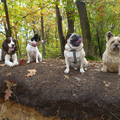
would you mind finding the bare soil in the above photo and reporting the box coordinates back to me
[0,59,120,120]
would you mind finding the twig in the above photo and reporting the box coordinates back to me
[112,103,120,109]
[94,100,101,107]
[68,79,82,87]
[110,112,120,120]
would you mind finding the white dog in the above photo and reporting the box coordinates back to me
[64,33,88,74]
[101,31,120,75]
[0,37,19,67]
[26,34,44,63]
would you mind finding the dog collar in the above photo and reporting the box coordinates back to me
[29,42,37,47]
[65,47,83,52]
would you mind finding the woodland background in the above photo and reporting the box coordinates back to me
[0,0,120,60]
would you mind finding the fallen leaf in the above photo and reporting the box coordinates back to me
[64,75,69,79]
[4,89,13,101]
[50,64,53,66]
[6,81,12,90]
[10,80,16,84]
[108,82,111,85]
[7,73,11,76]
[19,59,27,65]
[105,82,111,87]
[42,62,47,64]
[92,64,96,67]
[103,81,106,83]
[74,77,81,82]
[0,64,5,67]
[88,60,93,63]
[105,84,109,87]
[25,73,32,77]
[25,69,37,77]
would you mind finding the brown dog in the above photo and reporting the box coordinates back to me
[0,37,18,67]
[101,31,120,75]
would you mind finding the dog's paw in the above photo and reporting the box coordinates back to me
[8,62,14,67]
[13,61,19,66]
[26,60,30,64]
[80,68,85,73]
[40,59,42,62]
[101,68,107,72]
[36,61,39,63]
[84,67,87,71]
[64,69,69,74]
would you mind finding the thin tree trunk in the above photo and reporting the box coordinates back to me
[55,4,65,58]
[2,0,11,37]
[67,0,74,35]
[14,27,21,56]
[76,0,94,57]
[41,13,46,57]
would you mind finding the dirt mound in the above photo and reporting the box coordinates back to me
[0,59,120,119]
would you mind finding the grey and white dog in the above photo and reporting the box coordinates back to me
[64,33,88,74]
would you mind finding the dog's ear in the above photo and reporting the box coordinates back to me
[34,34,38,38]
[2,39,8,51]
[66,33,72,40]
[14,40,17,51]
[106,31,115,42]
[14,46,17,51]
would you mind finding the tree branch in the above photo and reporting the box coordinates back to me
[0,31,6,36]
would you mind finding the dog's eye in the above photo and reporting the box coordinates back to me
[119,41,120,43]
[13,39,16,42]
[111,41,114,44]
[7,39,11,43]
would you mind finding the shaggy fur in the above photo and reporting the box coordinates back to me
[26,34,44,63]
[0,37,19,67]
[64,33,88,74]
[101,31,120,75]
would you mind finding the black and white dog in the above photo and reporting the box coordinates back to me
[0,37,19,67]
[26,34,44,63]
[64,33,88,74]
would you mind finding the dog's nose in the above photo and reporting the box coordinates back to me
[115,44,118,47]
[12,44,15,47]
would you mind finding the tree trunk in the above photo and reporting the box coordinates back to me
[67,0,74,35]
[41,13,46,57]
[2,0,11,37]
[76,0,94,57]
[14,25,21,56]
[55,4,65,58]
[91,22,102,58]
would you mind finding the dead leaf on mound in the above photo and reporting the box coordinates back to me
[0,64,5,67]
[4,89,13,101]
[19,59,27,65]
[74,77,81,82]
[25,69,37,77]
[7,73,11,76]
[64,75,69,79]
[42,62,47,64]
[4,80,16,101]
[103,81,111,87]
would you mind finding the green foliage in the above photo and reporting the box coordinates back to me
[39,40,62,59]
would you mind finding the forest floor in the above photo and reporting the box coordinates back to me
[0,58,120,119]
